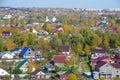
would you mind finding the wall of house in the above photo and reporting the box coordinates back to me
[24,48,35,58]
[99,64,120,78]
[55,63,65,68]
[0,68,9,76]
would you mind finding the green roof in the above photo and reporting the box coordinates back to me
[16,58,28,68]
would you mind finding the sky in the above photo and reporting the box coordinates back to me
[0,0,120,8]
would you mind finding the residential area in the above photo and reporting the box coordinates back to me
[0,7,120,80]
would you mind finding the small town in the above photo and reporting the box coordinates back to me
[0,7,120,80]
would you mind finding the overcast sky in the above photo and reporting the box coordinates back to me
[0,0,120,8]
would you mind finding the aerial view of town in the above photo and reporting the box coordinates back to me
[0,0,120,80]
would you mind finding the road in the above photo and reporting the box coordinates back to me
[78,57,82,73]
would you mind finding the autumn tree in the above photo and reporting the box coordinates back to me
[4,38,17,51]
[74,44,82,55]
[84,45,91,55]
[65,59,71,67]
[68,73,77,80]
[27,58,36,74]
[103,35,109,50]
[46,23,52,32]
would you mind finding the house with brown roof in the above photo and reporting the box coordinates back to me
[53,55,66,68]
[30,69,51,80]
[91,48,106,58]
[32,46,41,56]
[93,61,120,79]
[58,45,70,55]
[1,31,12,37]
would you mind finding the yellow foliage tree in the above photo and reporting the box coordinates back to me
[27,58,36,74]
[46,23,52,32]
[68,73,77,80]
[65,59,71,67]
[84,45,91,55]
[4,38,17,50]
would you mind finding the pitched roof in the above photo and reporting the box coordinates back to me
[96,61,106,68]
[0,52,7,58]
[32,46,40,51]
[54,55,66,63]
[94,49,106,53]
[45,63,53,68]
[19,46,29,57]
[2,31,11,34]
[58,45,70,52]
[16,58,28,68]
[110,63,120,69]
[10,47,20,53]
[31,69,41,75]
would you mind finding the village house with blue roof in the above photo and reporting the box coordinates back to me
[19,46,35,58]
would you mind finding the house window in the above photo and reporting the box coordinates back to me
[116,71,119,73]
[106,65,108,67]
[28,53,31,54]
[2,72,4,74]
[116,75,119,78]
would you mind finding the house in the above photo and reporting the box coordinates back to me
[30,69,51,80]
[10,47,21,56]
[0,52,13,59]
[32,46,41,56]
[53,55,66,67]
[19,46,35,58]
[56,71,68,80]
[0,67,9,76]
[44,63,55,71]
[51,28,63,35]
[1,31,12,37]
[16,58,29,72]
[90,56,114,65]
[91,48,106,58]
[58,45,70,55]
[93,61,120,79]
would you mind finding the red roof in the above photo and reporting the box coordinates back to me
[54,55,66,63]
[96,61,106,68]
[110,63,120,69]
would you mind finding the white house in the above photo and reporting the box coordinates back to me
[3,15,12,19]
[1,53,13,59]
[0,52,13,59]
[0,67,9,76]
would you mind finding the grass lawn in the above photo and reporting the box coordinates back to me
[61,66,78,73]
[81,56,90,72]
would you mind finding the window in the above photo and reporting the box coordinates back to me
[28,53,31,54]
[106,65,108,67]
[2,72,4,74]
[116,71,119,73]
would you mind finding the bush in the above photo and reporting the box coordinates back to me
[12,68,22,74]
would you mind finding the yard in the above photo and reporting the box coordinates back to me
[81,56,90,73]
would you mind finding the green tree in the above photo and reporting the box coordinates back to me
[12,68,22,74]
[0,38,4,52]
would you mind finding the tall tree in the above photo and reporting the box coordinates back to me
[103,35,109,50]
[0,38,4,52]
[84,45,91,55]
